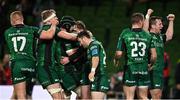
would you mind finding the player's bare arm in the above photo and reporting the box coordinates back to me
[89,56,99,82]
[166,14,175,41]
[40,20,58,39]
[58,30,77,41]
[143,9,153,33]
[114,51,123,67]
[148,48,157,70]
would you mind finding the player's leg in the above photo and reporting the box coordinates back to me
[137,86,148,99]
[14,81,26,99]
[123,65,137,99]
[91,75,109,100]
[37,63,63,99]
[149,70,163,99]
[81,85,91,99]
[150,89,162,99]
[46,83,63,99]
[91,91,106,99]
[56,65,77,98]
[80,64,91,99]
[123,85,136,99]
[11,61,27,99]
[136,65,150,100]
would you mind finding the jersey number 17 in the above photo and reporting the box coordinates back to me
[11,36,26,52]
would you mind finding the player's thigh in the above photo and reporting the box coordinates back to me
[123,67,137,86]
[137,87,148,98]
[59,70,77,91]
[91,91,106,99]
[81,85,91,98]
[11,60,35,84]
[37,63,59,89]
[149,70,163,89]
[123,85,136,98]
[14,81,26,97]
[81,63,91,85]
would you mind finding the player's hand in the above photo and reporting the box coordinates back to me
[167,14,175,21]
[113,59,120,67]
[147,9,153,15]
[88,72,95,82]
[60,56,70,65]
[51,18,59,25]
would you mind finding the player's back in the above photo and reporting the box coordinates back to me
[4,24,38,61]
[122,28,152,65]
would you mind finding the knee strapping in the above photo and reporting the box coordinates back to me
[47,88,63,95]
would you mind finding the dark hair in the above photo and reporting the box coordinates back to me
[60,16,75,32]
[77,31,91,39]
[41,9,56,21]
[149,16,162,28]
[131,13,144,24]
[76,20,86,30]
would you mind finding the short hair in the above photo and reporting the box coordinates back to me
[41,9,56,21]
[76,20,86,30]
[131,13,144,24]
[149,16,162,28]
[10,11,23,21]
[77,31,91,39]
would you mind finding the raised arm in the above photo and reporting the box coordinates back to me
[165,14,175,41]
[143,9,153,33]
[40,19,58,39]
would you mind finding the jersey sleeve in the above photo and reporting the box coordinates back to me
[116,30,125,51]
[150,36,155,48]
[90,44,100,57]
[31,26,40,38]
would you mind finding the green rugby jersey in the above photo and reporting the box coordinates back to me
[87,40,107,75]
[150,33,166,71]
[37,25,59,66]
[117,28,155,65]
[4,24,39,61]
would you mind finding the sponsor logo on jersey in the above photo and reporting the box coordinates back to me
[125,80,135,83]
[155,84,160,87]
[101,86,109,90]
[14,77,26,81]
[21,68,35,72]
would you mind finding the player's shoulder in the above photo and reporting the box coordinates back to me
[120,28,131,37]
[92,40,101,45]
[140,30,151,38]
[122,28,131,33]
[89,40,100,49]
[4,27,14,34]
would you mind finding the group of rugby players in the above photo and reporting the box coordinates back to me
[3,8,175,100]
